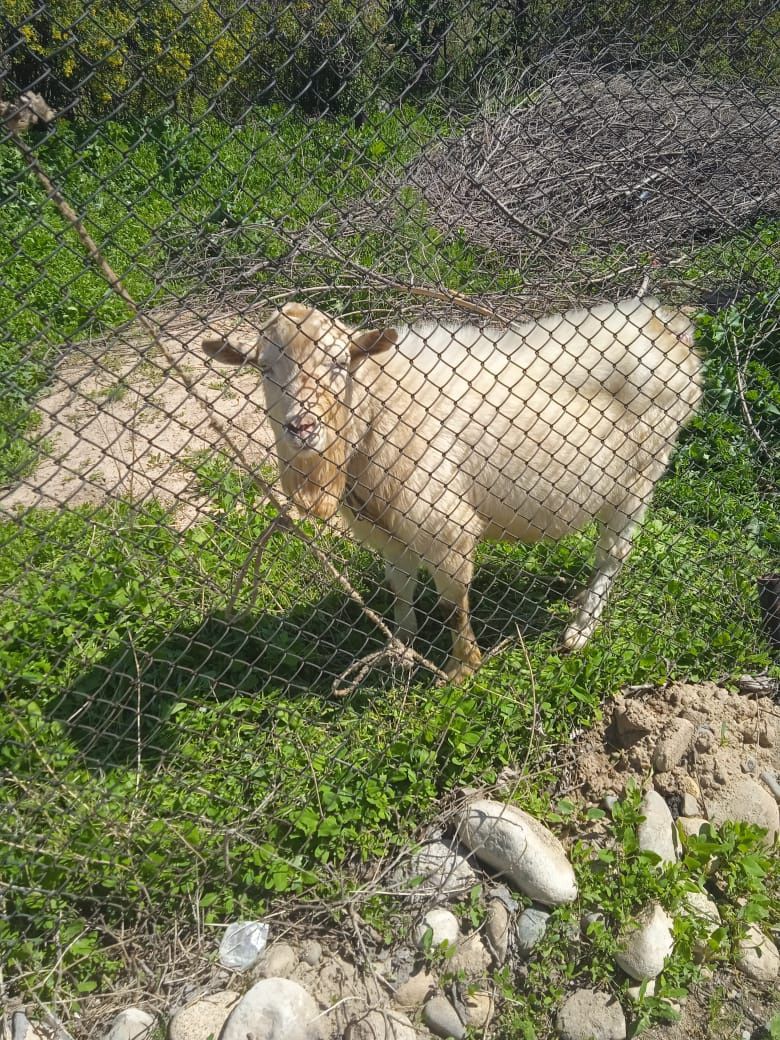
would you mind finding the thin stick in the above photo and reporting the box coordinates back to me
[6,112,448,689]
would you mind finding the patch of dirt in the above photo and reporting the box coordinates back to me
[640,972,776,1040]
[571,679,779,816]
[0,304,276,527]
[567,678,780,1040]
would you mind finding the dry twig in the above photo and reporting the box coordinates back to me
[4,98,448,691]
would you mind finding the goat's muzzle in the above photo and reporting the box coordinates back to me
[283,413,322,449]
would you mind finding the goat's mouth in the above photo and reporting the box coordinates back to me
[281,418,325,451]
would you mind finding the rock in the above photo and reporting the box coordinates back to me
[393,970,437,1007]
[677,816,709,838]
[168,991,240,1040]
[449,933,491,977]
[760,770,780,803]
[257,943,298,978]
[345,1010,417,1040]
[219,921,270,970]
[680,793,700,818]
[615,904,674,980]
[407,840,477,898]
[11,1013,44,1040]
[680,775,702,799]
[694,726,716,754]
[485,899,511,965]
[653,718,694,772]
[457,799,577,906]
[423,996,465,1040]
[637,790,678,863]
[582,911,604,930]
[463,991,493,1029]
[300,940,323,966]
[104,1009,155,1040]
[612,699,655,747]
[742,757,758,775]
[736,925,780,983]
[682,890,721,959]
[490,882,520,912]
[626,980,656,1001]
[220,978,322,1040]
[556,989,627,1040]
[683,890,720,926]
[516,907,550,957]
[414,909,460,950]
[627,976,682,1014]
[705,777,780,843]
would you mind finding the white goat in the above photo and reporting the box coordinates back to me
[203,297,702,681]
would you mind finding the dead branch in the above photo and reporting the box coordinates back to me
[5,99,449,691]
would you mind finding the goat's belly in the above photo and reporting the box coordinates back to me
[475,474,609,544]
[482,504,593,544]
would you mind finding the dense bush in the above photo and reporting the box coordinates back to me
[0,0,499,118]
[4,0,778,123]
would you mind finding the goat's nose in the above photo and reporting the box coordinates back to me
[284,414,319,441]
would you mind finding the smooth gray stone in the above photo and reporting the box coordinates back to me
[104,1009,155,1040]
[423,996,465,1040]
[556,989,627,1040]
[220,978,321,1040]
[516,907,550,957]
[458,799,577,906]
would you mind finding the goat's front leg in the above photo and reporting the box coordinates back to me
[563,502,647,651]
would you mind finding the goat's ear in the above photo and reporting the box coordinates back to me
[202,336,248,366]
[349,327,399,361]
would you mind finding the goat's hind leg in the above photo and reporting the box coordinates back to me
[433,568,482,683]
[562,500,648,652]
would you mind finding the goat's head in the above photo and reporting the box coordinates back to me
[202,303,397,519]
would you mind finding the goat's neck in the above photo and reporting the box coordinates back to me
[279,363,387,521]
[279,414,355,521]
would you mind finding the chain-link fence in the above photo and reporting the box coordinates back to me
[1,2,779,1036]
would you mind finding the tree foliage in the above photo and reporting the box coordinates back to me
[3,0,777,122]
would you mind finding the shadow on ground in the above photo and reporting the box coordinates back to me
[49,553,585,769]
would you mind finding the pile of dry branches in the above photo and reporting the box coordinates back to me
[410,66,780,252]
[165,63,780,320]
[330,64,780,311]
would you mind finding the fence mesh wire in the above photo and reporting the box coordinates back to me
[1,1,779,1035]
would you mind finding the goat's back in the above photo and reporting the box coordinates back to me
[354,297,702,541]
[389,296,700,418]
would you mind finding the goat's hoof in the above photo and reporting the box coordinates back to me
[561,624,592,653]
[442,650,482,685]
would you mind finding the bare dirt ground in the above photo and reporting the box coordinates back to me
[569,679,780,1040]
[0,304,276,527]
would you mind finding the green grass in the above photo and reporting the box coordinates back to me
[1,356,777,997]
[0,101,778,1009]
[0,103,448,486]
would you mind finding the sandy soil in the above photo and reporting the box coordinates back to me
[0,305,277,528]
